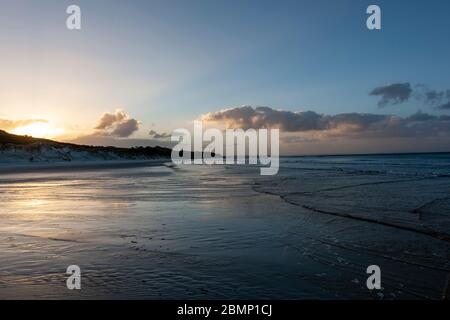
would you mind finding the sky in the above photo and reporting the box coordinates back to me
[0,0,450,154]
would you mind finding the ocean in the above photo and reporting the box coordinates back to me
[0,153,449,299]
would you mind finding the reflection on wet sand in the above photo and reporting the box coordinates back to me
[0,155,449,299]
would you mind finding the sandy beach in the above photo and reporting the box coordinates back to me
[0,154,449,299]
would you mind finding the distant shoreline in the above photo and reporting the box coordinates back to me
[0,159,170,175]
[280,151,450,158]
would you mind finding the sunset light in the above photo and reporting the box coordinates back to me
[11,122,64,139]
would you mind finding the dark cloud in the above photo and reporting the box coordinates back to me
[201,106,450,139]
[202,106,387,133]
[427,89,450,111]
[374,83,450,111]
[202,106,328,131]
[369,83,412,107]
[415,84,450,107]
[425,90,446,105]
[94,109,140,138]
[407,110,437,122]
[437,101,450,110]
[0,119,48,131]
[149,130,171,139]
[111,118,140,138]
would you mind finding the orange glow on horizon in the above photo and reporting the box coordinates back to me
[11,122,65,139]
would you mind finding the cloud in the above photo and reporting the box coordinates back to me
[369,83,450,111]
[415,84,450,107]
[422,88,450,111]
[369,83,412,107]
[149,130,171,139]
[437,101,450,110]
[94,109,140,138]
[425,89,446,105]
[201,106,328,131]
[200,106,450,139]
[406,110,437,122]
[110,118,140,137]
[0,118,48,132]
[95,110,127,130]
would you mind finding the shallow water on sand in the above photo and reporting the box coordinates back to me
[0,154,449,299]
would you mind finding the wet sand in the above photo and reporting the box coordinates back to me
[0,155,449,299]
